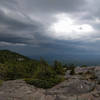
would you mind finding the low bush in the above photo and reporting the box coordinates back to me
[25,76,65,89]
[0,80,3,86]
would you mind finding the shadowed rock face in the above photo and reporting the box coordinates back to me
[1,67,100,100]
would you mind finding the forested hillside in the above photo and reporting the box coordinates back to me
[0,50,65,89]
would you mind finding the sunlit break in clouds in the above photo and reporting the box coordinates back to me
[49,13,94,40]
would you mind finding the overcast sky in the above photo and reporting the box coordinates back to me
[0,0,100,64]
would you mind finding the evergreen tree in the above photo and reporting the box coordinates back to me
[54,60,65,75]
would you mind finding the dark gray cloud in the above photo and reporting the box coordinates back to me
[0,0,100,64]
[19,0,86,13]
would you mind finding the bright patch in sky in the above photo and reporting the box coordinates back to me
[49,14,94,40]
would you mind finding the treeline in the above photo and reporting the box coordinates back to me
[0,50,82,89]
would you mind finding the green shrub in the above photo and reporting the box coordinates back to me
[0,80,3,86]
[80,65,87,67]
[25,76,64,89]
[70,68,75,75]
[54,60,65,75]
[78,72,83,75]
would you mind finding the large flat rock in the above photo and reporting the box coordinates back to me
[0,80,46,100]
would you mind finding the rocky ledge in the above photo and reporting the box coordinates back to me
[1,66,100,100]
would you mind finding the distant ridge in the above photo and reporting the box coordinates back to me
[0,49,38,63]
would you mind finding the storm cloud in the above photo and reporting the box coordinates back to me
[0,0,100,64]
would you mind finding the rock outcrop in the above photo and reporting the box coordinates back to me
[0,80,45,100]
[1,66,100,100]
